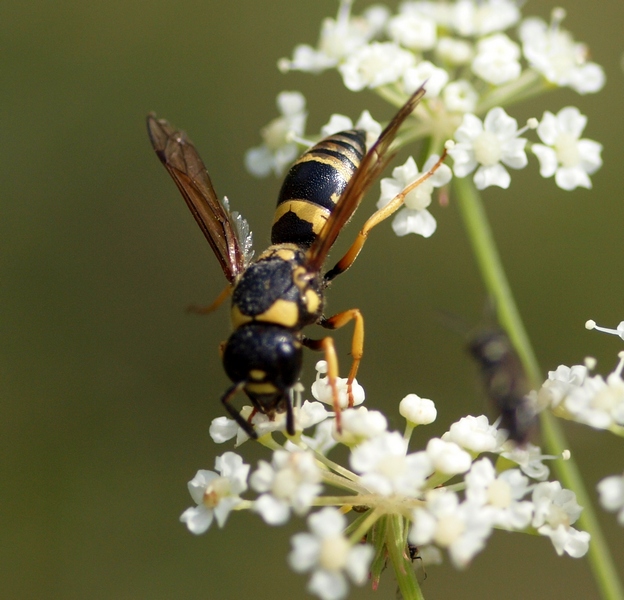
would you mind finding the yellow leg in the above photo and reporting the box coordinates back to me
[187,284,232,314]
[320,309,364,406]
[324,149,448,281]
[302,335,342,432]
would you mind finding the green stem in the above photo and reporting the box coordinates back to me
[386,515,424,600]
[453,176,624,600]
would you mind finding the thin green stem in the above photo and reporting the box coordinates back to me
[453,176,624,600]
[386,515,424,600]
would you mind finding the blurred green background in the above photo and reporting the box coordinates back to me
[2,1,623,598]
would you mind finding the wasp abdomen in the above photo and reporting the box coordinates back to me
[271,130,366,248]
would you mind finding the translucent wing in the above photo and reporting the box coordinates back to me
[147,114,252,283]
[305,85,426,272]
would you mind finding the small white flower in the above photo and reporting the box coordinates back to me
[400,394,437,425]
[180,452,250,534]
[471,33,521,85]
[443,79,478,114]
[539,523,591,558]
[436,37,474,66]
[301,419,339,456]
[210,400,329,445]
[320,110,382,148]
[442,414,503,454]
[245,91,307,177]
[563,371,624,430]
[449,0,521,37]
[519,15,605,94]
[289,508,374,600]
[449,107,529,189]
[597,472,624,525]
[277,0,378,74]
[532,481,589,557]
[209,416,240,444]
[338,42,415,91]
[387,12,437,51]
[410,489,494,568]
[465,458,533,530]
[251,449,322,525]
[538,363,589,409]
[532,107,602,191]
[311,360,365,409]
[336,406,388,445]
[377,154,451,238]
[426,438,473,475]
[403,60,449,97]
[350,431,433,496]
[500,443,551,481]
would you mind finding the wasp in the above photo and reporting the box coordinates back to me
[147,85,445,439]
[468,328,536,444]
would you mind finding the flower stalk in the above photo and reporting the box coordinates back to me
[453,175,624,600]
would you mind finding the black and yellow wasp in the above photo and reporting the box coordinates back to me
[147,85,444,439]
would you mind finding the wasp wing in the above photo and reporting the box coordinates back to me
[305,85,426,272]
[147,114,251,284]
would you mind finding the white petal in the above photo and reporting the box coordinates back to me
[244,146,274,177]
[532,145,558,178]
[254,494,291,525]
[289,532,321,572]
[345,544,375,584]
[555,166,592,191]
[455,113,483,142]
[308,570,348,600]
[536,112,558,145]
[309,507,346,537]
[409,508,437,545]
[180,505,214,534]
[377,178,404,208]
[429,161,453,187]
[474,163,510,189]
[250,460,274,493]
[321,114,354,137]
[449,143,477,177]
[392,208,437,238]
[568,63,606,94]
[216,452,249,492]
[277,91,306,116]
[483,107,517,138]
[577,139,603,174]
[209,416,239,443]
[556,107,586,139]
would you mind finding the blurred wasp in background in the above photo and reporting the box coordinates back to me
[147,85,446,439]
[468,328,537,445]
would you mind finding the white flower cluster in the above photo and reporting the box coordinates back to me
[181,362,589,599]
[539,350,624,432]
[247,0,604,225]
[539,319,624,530]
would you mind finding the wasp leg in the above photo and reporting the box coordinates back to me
[187,284,232,314]
[302,336,343,432]
[285,393,295,436]
[319,310,364,408]
[324,150,448,282]
[220,381,258,439]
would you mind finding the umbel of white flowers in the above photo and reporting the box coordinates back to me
[246,0,603,241]
[182,361,590,600]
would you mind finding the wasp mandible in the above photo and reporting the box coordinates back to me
[147,85,446,438]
